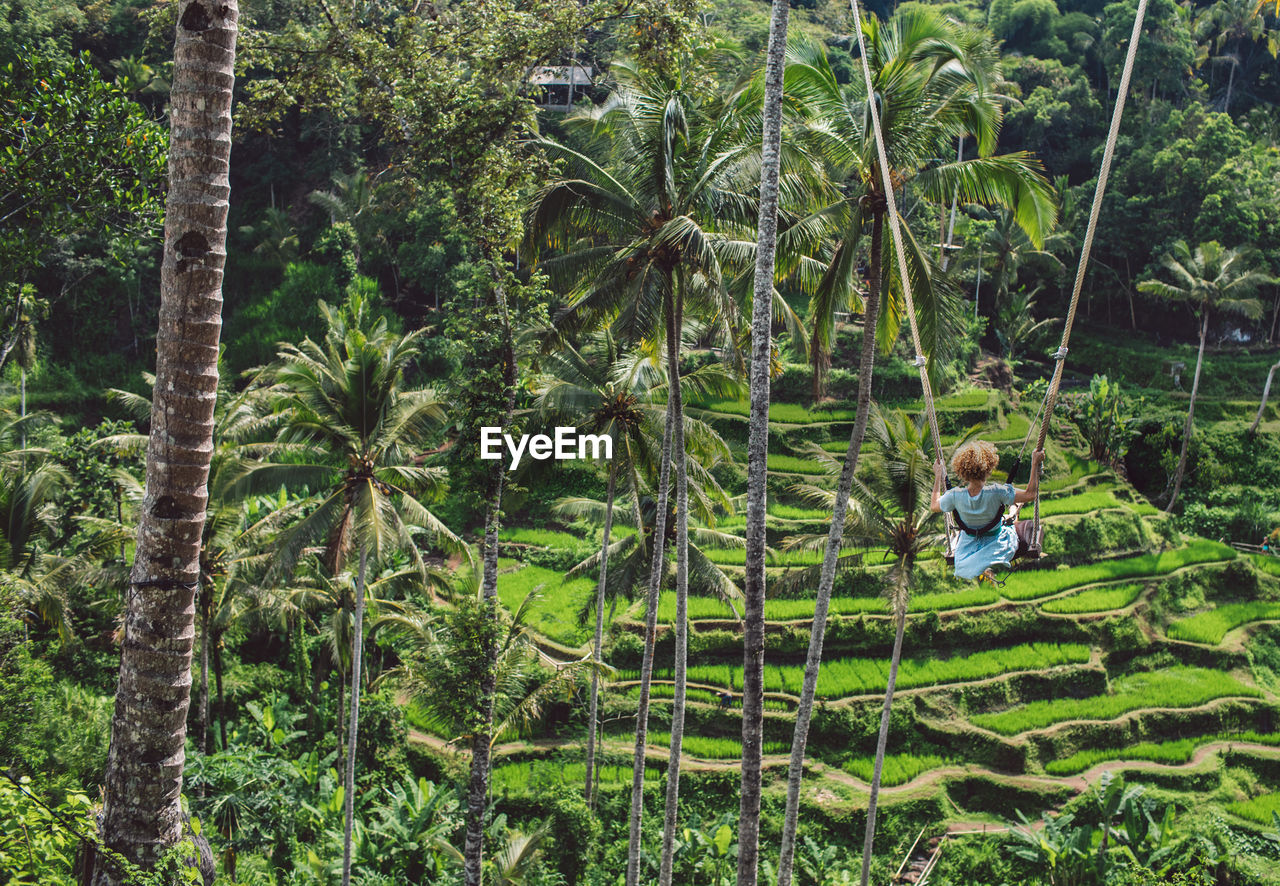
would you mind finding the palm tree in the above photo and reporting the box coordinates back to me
[94,5,238,881]
[524,56,821,886]
[739,3,792,884]
[1137,240,1268,512]
[223,292,461,886]
[784,408,942,886]
[775,20,1055,885]
[789,23,1057,401]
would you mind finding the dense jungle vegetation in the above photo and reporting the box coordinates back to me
[2,0,1280,883]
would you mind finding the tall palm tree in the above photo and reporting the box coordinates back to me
[1137,240,1268,512]
[94,4,238,881]
[784,408,942,886]
[775,20,1055,885]
[524,56,821,886]
[224,292,461,886]
[739,3,792,884]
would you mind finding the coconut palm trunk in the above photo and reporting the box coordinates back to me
[584,463,616,805]
[340,544,369,886]
[624,343,677,886]
[93,4,236,882]
[1167,309,1210,513]
[740,3,789,884]
[1251,360,1279,434]
[659,286,690,886]
[776,219,885,886]
[465,272,518,886]
[858,598,909,886]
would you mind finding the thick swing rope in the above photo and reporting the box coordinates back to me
[1029,0,1150,539]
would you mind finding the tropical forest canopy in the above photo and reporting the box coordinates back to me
[2,0,1280,884]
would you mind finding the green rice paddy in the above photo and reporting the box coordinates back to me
[1040,583,1144,614]
[1167,601,1280,645]
[972,667,1262,735]
[998,541,1236,601]
[628,642,1091,698]
[1044,731,1280,775]
[843,753,952,786]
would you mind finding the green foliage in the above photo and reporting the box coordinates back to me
[494,562,599,647]
[0,49,166,288]
[1063,375,1142,464]
[0,777,95,886]
[973,667,1263,735]
[223,262,339,372]
[418,595,505,736]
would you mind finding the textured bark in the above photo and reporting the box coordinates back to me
[659,287,689,886]
[584,464,616,806]
[340,544,369,886]
[1167,310,1209,513]
[1250,361,1279,434]
[739,3,789,883]
[464,272,518,886]
[776,230,884,886]
[858,605,908,886]
[93,4,236,882]
[624,392,676,886]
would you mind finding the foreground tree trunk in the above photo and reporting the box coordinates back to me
[94,4,237,882]
[659,287,689,886]
[584,463,616,805]
[858,601,909,886]
[740,3,789,884]
[340,545,369,886]
[1251,360,1279,435]
[1167,309,1209,513]
[776,221,885,886]
[624,355,677,886]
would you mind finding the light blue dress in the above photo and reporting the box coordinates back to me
[940,483,1020,580]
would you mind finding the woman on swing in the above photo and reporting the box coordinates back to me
[931,442,1044,585]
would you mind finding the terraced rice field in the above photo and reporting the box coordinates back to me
[1168,601,1280,645]
[630,642,1091,698]
[1044,731,1280,775]
[999,542,1236,601]
[484,388,1280,817]
[972,667,1262,735]
[1040,583,1144,614]
[1228,792,1280,825]
[843,753,953,786]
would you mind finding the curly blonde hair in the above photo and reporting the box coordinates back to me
[951,440,1000,484]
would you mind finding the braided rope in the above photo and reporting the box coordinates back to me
[1030,0,1150,539]
[847,2,949,553]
